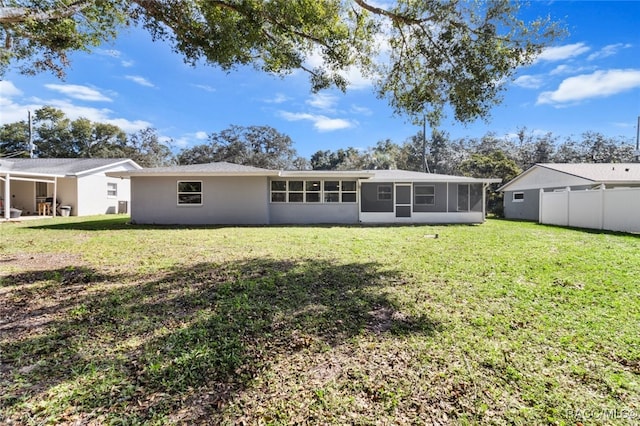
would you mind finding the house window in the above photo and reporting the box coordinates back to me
[377,185,392,201]
[457,184,469,211]
[323,180,357,203]
[414,185,435,205]
[107,182,118,198]
[271,180,286,202]
[270,179,358,203]
[177,181,202,205]
[341,181,357,202]
[36,182,48,197]
[305,181,321,202]
[513,192,524,202]
[288,180,304,202]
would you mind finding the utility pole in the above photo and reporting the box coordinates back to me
[28,110,34,159]
[422,118,431,173]
[635,115,639,163]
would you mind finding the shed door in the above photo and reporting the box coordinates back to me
[395,184,412,218]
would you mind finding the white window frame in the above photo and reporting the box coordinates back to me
[414,185,435,205]
[512,192,525,202]
[270,179,358,204]
[377,185,392,201]
[107,182,118,198]
[177,180,203,206]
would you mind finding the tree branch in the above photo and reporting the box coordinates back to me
[0,1,91,24]
[352,0,426,25]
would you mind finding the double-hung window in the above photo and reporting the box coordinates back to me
[414,185,435,205]
[107,182,118,198]
[177,181,202,205]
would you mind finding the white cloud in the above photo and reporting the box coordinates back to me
[44,84,112,102]
[0,82,151,133]
[536,42,590,62]
[513,75,544,89]
[0,81,23,98]
[263,93,289,104]
[537,69,640,105]
[350,104,373,115]
[95,48,134,67]
[278,111,355,132]
[306,93,338,111]
[194,131,208,140]
[192,84,216,93]
[38,98,151,132]
[96,49,121,58]
[588,43,633,61]
[125,75,155,88]
[548,64,594,76]
[170,137,190,149]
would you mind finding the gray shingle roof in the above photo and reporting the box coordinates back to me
[107,161,280,177]
[367,169,501,183]
[0,158,140,176]
[106,162,501,182]
[537,163,640,182]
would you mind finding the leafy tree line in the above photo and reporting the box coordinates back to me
[0,106,173,167]
[3,107,634,178]
[0,107,307,169]
[304,128,635,215]
[309,128,636,176]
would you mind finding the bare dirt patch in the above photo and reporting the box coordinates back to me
[0,252,86,274]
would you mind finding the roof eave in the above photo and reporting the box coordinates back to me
[106,171,281,178]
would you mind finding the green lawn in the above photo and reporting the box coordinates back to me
[1,216,638,425]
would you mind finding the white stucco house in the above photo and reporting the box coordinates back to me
[0,158,142,219]
[107,162,501,225]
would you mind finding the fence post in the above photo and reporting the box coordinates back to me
[565,187,571,227]
[539,188,544,223]
[600,184,606,230]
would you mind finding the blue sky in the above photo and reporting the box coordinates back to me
[1,1,639,159]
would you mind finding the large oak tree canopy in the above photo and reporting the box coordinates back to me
[0,1,561,125]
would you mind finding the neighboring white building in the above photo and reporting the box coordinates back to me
[0,158,142,219]
[498,163,640,231]
[107,162,501,225]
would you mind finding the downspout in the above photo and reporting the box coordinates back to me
[3,173,10,220]
[53,177,58,217]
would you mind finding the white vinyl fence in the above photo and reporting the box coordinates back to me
[539,186,640,233]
